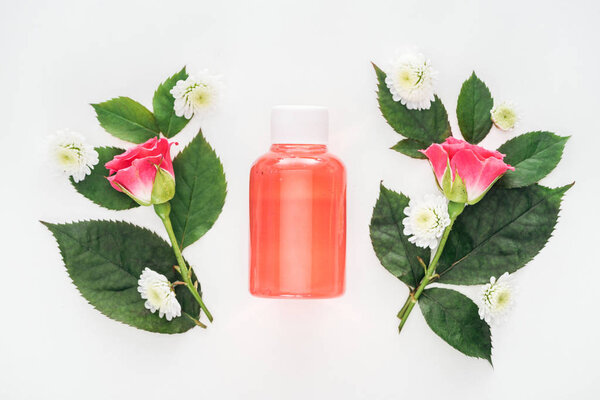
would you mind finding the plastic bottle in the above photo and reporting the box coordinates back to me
[249,106,346,298]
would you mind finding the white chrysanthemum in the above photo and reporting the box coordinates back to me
[137,268,181,321]
[386,52,437,110]
[170,70,221,119]
[402,194,450,249]
[491,102,519,131]
[49,130,99,182]
[478,272,515,325]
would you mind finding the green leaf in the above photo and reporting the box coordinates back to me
[153,67,190,138]
[497,131,569,188]
[436,184,572,285]
[419,288,492,363]
[42,220,200,333]
[70,147,139,210]
[391,139,428,159]
[92,97,160,143]
[170,131,227,249]
[374,63,451,146]
[369,184,430,288]
[456,72,494,144]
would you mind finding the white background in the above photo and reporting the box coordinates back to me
[2,0,599,399]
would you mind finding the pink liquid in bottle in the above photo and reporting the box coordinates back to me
[249,106,346,298]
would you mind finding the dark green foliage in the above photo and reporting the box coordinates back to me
[419,288,492,363]
[498,131,569,188]
[170,131,227,249]
[369,184,430,288]
[374,63,451,147]
[436,184,572,285]
[391,139,428,159]
[153,67,190,137]
[70,147,139,210]
[92,97,159,143]
[42,220,200,333]
[456,72,493,144]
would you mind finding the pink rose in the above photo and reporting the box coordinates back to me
[105,137,176,206]
[421,137,515,204]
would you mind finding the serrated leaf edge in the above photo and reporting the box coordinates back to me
[40,219,194,334]
[438,183,573,283]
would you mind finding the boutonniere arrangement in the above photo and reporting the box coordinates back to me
[43,67,226,333]
[370,52,572,363]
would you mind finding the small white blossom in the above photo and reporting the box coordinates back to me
[478,272,515,325]
[491,102,519,131]
[402,194,450,249]
[49,129,99,182]
[170,70,221,119]
[386,52,437,110]
[137,268,181,321]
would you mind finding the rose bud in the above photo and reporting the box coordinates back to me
[420,137,514,205]
[105,137,176,206]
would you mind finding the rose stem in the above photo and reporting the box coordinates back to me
[154,202,214,323]
[397,201,465,333]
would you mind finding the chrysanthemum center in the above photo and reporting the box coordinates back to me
[192,87,211,105]
[147,285,164,306]
[183,83,212,108]
[397,68,422,90]
[56,147,79,166]
[414,208,438,231]
[495,289,511,309]
[499,108,516,123]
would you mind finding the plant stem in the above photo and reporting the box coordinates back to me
[397,295,413,319]
[154,203,213,323]
[397,201,465,333]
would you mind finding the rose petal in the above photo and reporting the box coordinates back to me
[451,149,513,201]
[421,143,449,184]
[108,155,162,204]
[105,137,160,174]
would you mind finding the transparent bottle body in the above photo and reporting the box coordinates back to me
[249,144,346,298]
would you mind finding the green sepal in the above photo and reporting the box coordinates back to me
[151,168,176,205]
[441,163,468,203]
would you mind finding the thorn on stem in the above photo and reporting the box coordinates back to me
[417,256,427,273]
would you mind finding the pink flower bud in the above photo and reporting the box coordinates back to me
[420,137,514,205]
[105,137,176,206]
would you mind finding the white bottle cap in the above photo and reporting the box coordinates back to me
[271,105,328,144]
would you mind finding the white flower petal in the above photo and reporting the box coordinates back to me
[491,101,519,131]
[170,70,222,120]
[386,52,437,110]
[478,272,515,325]
[137,268,182,321]
[402,194,450,249]
[49,129,99,182]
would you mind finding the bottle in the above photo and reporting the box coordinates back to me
[249,105,346,298]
